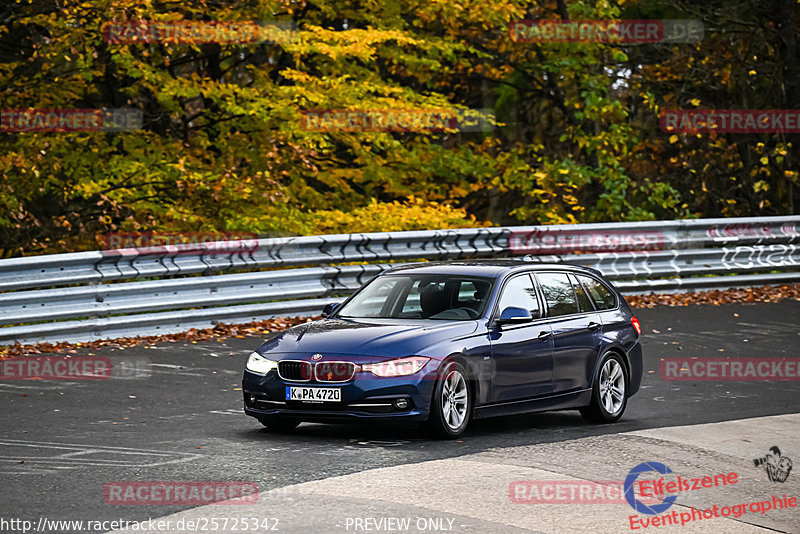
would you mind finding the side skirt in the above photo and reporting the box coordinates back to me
[472,388,592,420]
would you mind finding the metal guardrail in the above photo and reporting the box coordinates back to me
[1,216,799,345]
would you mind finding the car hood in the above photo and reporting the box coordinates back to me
[256,317,480,359]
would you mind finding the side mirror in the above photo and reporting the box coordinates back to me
[321,302,341,318]
[495,306,533,326]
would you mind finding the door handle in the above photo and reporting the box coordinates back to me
[588,322,601,331]
[538,330,551,340]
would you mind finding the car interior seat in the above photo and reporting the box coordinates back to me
[419,284,450,317]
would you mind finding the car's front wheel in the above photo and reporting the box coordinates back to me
[427,361,472,438]
[258,416,301,432]
[580,352,628,423]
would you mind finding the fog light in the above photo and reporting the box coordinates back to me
[249,395,257,404]
[394,398,409,410]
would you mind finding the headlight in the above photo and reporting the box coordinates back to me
[361,356,430,377]
[246,351,278,375]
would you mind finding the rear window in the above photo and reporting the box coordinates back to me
[577,275,616,310]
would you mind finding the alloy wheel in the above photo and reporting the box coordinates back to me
[441,369,468,430]
[599,358,625,415]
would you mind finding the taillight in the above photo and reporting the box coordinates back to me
[631,316,641,335]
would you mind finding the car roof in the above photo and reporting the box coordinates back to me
[383,260,603,279]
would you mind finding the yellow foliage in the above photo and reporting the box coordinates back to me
[308,197,486,234]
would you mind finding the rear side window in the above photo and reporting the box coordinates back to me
[536,272,579,317]
[570,274,595,312]
[577,275,616,310]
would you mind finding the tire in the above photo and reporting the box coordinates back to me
[258,416,301,432]
[427,361,472,438]
[580,352,628,423]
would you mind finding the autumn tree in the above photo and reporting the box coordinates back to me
[0,0,795,257]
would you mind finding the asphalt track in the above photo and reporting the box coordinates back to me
[1,300,799,533]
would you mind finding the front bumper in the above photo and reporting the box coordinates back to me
[242,367,437,423]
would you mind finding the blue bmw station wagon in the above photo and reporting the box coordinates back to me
[242,261,643,437]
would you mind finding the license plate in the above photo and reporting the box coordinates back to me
[286,386,341,403]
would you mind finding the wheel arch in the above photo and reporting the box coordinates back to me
[592,345,632,397]
[439,353,480,411]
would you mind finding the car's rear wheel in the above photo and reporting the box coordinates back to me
[580,352,628,423]
[427,361,472,438]
[258,416,301,432]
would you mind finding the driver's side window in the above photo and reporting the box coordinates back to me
[496,274,541,319]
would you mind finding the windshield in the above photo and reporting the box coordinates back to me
[336,274,494,321]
